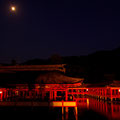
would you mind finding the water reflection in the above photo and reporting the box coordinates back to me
[59,98,120,120]
[0,97,120,120]
[88,98,120,120]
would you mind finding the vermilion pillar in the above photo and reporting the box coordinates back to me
[0,91,3,101]
[54,90,57,100]
[3,90,5,100]
[110,88,113,101]
[50,90,53,100]
[65,90,68,101]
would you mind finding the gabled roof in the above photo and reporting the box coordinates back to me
[35,71,84,84]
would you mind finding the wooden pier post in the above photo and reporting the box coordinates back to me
[62,107,64,115]
[65,112,68,120]
[75,107,78,115]
[62,115,64,120]
[65,107,68,113]
[75,107,78,120]
[87,98,89,109]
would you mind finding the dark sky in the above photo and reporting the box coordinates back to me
[0,0,120,63]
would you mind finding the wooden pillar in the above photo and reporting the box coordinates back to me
[65,107,68,113]
[50,90,53,101]
[54,90,57,100]
[110,88,112,101]
[102,89,103,98]
[0,93,2,101]
[65,90,68,101]
[65,111,68,120]
[105,89,107,100]
[105,103,108,114]
[114,89,116,96]
[4,90,6,100]
[87,98,89,109]
[75,107,78,115]
[50,91,52,100]
[51,91,53,100]
[75,107,78,120]
[83,89,84,96]
[6,90,8,100]
[62,107,64,115]
[62,115,64,120]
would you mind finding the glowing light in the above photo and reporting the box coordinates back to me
[86,89,88,91]
[0,91,2,94]
[87,98,89,109]
[11,6,16,11]
[119,89,120,92]
[15,91,19,95]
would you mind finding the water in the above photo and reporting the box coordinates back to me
[0,98,120,120]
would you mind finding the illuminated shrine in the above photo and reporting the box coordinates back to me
[0,64,119,102]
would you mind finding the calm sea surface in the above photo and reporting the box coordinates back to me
[0,98,120,120]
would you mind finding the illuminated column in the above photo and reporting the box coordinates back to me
[65,90,68,101]
[4,90,6,100]
[102,89,103,99]
[62,107,64,115]
[75,107,78,115]
[87,98,89,109]
[65,108,69,120]
[114,89,116,100]
[65,107,68,113]
[50,91,52,100]
[0,91,3,101]
[104,89,106,100]
[83,89,84,96]
[65,113,68,120]
[51,91,53,100]
[54,90,57,100]
[75,107,78,120]
[62,114,64,120]
[6,90,8,100]
[50,90,53,100]
[110,88,113,101]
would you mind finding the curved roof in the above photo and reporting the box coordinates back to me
[83,80,120,88]
[35,72,84,84]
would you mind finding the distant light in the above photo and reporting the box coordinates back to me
[0,91,2,94]
[86,89,88,91]
[16,91,19,95]
[11,6,16,11]
[119,89,120,92]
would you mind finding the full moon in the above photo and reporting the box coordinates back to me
[11,6,16,11]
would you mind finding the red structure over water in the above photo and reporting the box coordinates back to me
[0,83,120,102]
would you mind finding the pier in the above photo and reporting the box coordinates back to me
[0,84,120,101]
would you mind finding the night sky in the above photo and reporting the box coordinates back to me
[0,0,120,63]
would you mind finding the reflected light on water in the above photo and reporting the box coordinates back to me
[76,98,120,120]
[60,98,120,120]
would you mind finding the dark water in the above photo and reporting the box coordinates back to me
[0,98,120,120]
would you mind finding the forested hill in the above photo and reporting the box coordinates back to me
[1,47,120,84]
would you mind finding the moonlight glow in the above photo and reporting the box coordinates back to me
[11,6,16,11]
